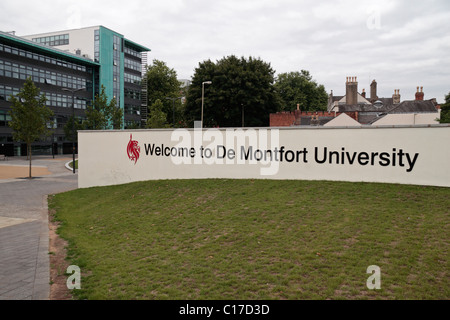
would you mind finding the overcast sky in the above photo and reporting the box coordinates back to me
[1,0,449,102]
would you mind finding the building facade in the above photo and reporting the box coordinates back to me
[328,77,440,125]
[23,26,150,129]
[0,30,99,156]
[270,77,440,127]
[0,26,150,156]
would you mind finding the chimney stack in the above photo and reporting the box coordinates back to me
[370,79,378,102]
[392,89,401,104]
[415,86,424,101]
[346,76,358,105]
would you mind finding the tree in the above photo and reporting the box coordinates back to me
[146,99,168,128]
[184,55,281,127]
[439,92,450,123]
[145,59,183,126]
[274,70,328,111]
[8,77,54,178]
[109,99,124,129]
[84,85,123,130]
[63,115,84,142]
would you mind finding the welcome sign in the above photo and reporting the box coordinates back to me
[78,126,450,188]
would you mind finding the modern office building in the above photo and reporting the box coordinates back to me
[0,26,150,156]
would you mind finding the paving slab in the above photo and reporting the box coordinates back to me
[0,155,77,300]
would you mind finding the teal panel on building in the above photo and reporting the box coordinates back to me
[98,27,115,102]
[97,26,126,128]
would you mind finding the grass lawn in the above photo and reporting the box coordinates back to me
[48,179,449,300]
[68,160,78,169]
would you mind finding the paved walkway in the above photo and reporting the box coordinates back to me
[0,155,77,300]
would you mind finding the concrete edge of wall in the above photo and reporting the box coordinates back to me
[78,123,450,134]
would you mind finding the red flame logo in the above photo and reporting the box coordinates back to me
[127,134,140,164]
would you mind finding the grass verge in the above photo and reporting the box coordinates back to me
[68,160,78,169]
[48,179,449,300]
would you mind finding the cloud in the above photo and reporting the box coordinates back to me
[1,0,449,101]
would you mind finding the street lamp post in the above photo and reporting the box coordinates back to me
[201,81,212,128]
[62,87,85,174]
[242,103,245,127]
